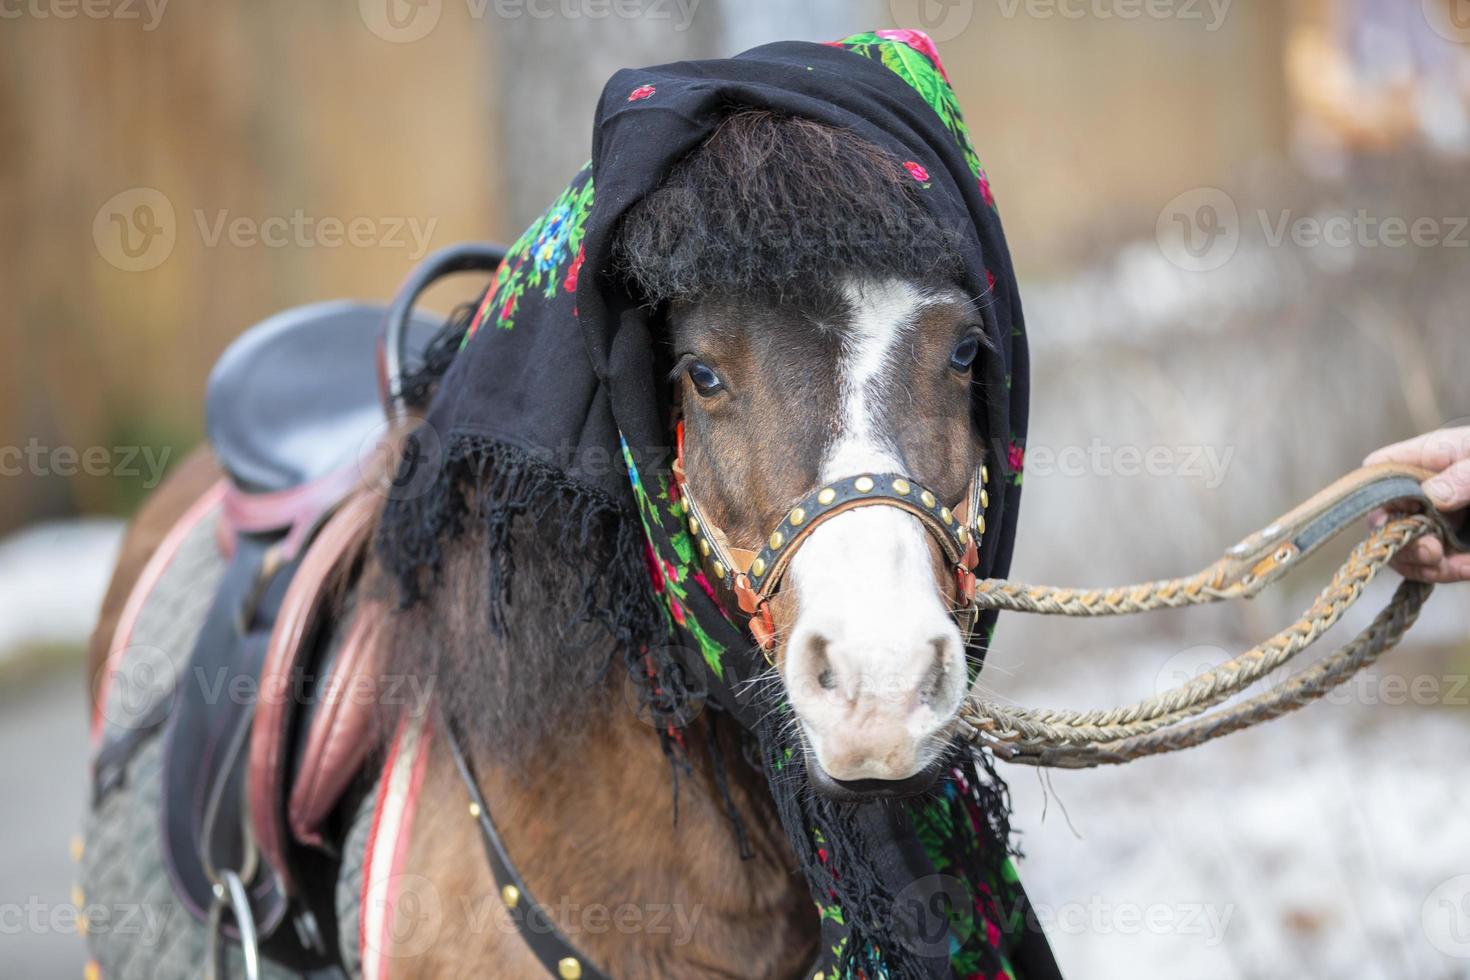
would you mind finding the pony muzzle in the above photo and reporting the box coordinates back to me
[782,505,969,785]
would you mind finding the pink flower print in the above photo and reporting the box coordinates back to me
[977,169,995,207]
[903,160,930,182]
[643,543,665,594]
[875,28,952,83]
[1007,442,1024,474]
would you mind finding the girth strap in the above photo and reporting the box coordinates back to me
[446,723,611,980]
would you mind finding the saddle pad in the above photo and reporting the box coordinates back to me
[81,495,302,979]
[80,495,387,979]
[91,482,226,748]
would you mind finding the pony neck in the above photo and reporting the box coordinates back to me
[417,690,817,976]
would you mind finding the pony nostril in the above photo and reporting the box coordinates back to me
[919,635,952,708]
[808,635,838,691]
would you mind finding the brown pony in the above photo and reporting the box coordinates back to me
[86,110,991,978]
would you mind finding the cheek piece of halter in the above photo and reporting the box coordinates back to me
[671,419,989,660]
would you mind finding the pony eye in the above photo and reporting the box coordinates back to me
[687,362,724,396]
[950,336,981,372]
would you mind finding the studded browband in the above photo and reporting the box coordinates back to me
[671,420,991,657]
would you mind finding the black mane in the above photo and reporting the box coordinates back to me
[615,109,964,305]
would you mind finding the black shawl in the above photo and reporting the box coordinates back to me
[381,29,1057,980]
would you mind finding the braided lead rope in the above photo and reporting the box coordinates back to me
[971,516,1432,736]
[958,508,1444,768]
[968,578,1432,768]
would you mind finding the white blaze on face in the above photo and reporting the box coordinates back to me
[784,278,968,783]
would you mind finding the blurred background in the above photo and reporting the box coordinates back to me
[2,0,1469,977]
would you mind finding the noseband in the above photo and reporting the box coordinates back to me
[671,420,989,658]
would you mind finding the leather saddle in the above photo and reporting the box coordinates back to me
[87,244,505,975]
[158,300,440,972]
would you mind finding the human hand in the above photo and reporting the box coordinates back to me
[1364,426,1470,583]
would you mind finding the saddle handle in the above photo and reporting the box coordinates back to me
[380,242,507,420]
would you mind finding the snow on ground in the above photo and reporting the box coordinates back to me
[0,519,124,663]
[994,586,1470,980]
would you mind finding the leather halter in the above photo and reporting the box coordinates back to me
[671,420,990,657]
